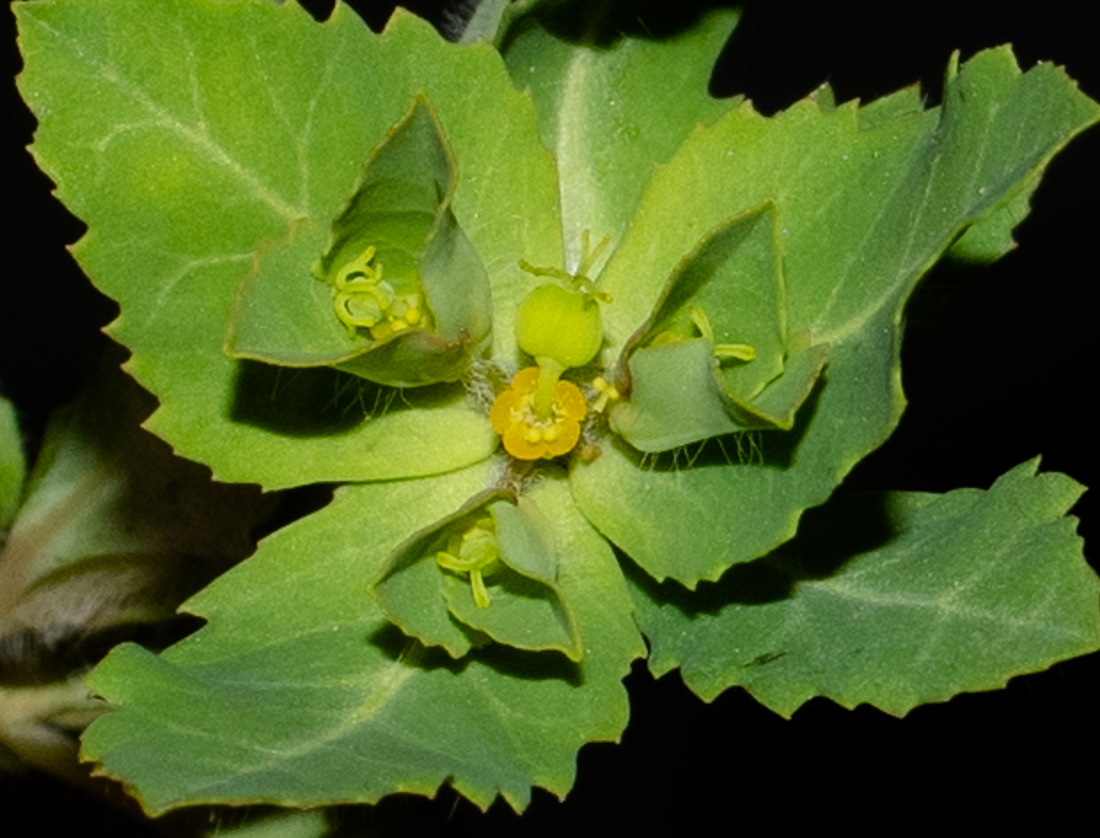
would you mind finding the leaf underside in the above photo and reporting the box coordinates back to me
[628,459,1100,718]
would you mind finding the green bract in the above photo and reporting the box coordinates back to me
[13,0,1100,817]
[372,487,582,661]
[632,459,1100,717]
[225,95,493,387]
[610,201,828,451]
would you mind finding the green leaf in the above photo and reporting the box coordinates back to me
[628,459,1100,718]
[502,6,737,272]
[17,0,561,488]
[574,296,904,587]
[947,175,1040,264]
[0,675,104,780]
[227,95,492,388]
[608,337,748,450]
[0,395,24,536]
[82,467,644,814]
[603,46,1100,351]
[855,83,922,130]
[574,46,1100,587]
[201,810,330,838]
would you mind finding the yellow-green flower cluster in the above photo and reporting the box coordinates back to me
[332,245,429,340]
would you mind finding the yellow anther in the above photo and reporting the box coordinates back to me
[591,376,621,413]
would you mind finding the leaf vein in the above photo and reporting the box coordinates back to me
[82,46,304,221]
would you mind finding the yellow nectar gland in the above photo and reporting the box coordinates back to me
[491,367,587,460]
[332,245,429,340]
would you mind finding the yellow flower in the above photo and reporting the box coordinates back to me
[490,367,587,460]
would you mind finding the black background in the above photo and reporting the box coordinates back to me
[3,0,1098,833]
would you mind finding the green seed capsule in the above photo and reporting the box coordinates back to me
[515,284,602,369]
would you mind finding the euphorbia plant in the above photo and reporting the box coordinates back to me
[5,0,1099,822]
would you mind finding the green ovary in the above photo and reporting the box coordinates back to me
[436,517,501,608]
[515,284,602,370]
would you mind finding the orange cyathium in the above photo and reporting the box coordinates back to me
[490,367,587,460]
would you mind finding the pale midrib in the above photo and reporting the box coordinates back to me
[811,97,1010,348]
[556,50,599,272]
[77,35,305,223]
[177,649,421,797]
[809,578,1077,638]
[288,21,346,213]
[809,139,939,346]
